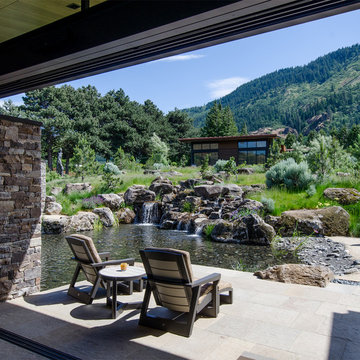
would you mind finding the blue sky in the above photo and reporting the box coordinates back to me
[2,9,360,113]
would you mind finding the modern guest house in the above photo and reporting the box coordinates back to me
[179,134,279,166]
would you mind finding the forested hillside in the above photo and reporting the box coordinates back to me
[184,44,360,134]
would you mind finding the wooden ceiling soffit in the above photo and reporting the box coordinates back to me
[0,0,359,97]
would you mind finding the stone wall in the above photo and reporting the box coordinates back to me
[0,115,42,300]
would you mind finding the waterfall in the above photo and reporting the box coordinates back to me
[137,202,160,225]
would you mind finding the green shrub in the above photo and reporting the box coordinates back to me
[182,201,195,213]
[203,224,215,240]
[46,170,62,182]
[305,184,317,197]
[214,159,228,172]
[260,197,275,213]
[103,162,121,175]
[266,158,313,191]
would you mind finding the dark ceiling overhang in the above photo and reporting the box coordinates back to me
[0,0,359,98]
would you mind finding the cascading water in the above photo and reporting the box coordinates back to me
[137,202,160,224]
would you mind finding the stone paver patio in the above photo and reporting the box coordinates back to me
[1,264,360,360]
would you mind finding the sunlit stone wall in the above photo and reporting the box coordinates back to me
[0,115,42,300]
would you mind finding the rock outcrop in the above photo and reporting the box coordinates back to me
[42,215,70,234]
[254,264,334,287]
[323,188,360,205]
[211,214,275,245]
[115,208,136,224]
[44,196,62,215]
[149,177,175,195]
[92,207,115,227]
[278,206,350,236]
[98,193,124,211]
[124,185,156,204]
[68,212,99,232]
[63,183,92,194]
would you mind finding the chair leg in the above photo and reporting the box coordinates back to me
[220,288,233,304]
[139,282,152,326]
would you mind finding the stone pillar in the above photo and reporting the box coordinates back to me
[0,115,42,300]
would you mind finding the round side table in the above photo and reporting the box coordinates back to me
[99,266,146,319]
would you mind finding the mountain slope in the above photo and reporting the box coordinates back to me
[184,44,360,134]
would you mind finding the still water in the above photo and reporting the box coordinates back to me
[41,224,298,290]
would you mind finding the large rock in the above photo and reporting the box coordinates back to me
[238,167,254,175]
[115,208,136,224]
[254,264,334,287]
[44,201,62,215]
[279,206,350,236]
[98,193,124,211]
[124,185,156,205]
[323,188,360,205]
[194,185,223,200]
[92,207,115,227]
[180,179,213,190]
[63,183,92,195]
[68,212,99,232]
[50,187,62,196]
[221,184,243,197]
[149,177,174,195]
[42,215,70,234]
[211,214,275,245]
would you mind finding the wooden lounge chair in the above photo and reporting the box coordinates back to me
[65,234,141,304]
[139,247,233,337]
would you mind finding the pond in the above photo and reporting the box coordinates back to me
[41,224,299,290]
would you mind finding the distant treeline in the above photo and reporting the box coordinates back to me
[0,86,197,170]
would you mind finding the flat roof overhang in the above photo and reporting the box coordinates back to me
[0,0,359,98]
[179,134,279,143]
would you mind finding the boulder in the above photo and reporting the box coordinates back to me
[180,179,212,190]
[68,212,99,232]
[44,201,62,215]
[45,195,56,203]
[124,185,156,205]
[237,199,263,213]
[149,177,174,195]
[194,185,223,200]
[42,215,70,234]
[115,208,136,224]
[211,214,275,245]
[98,193,124,211]
[240,184,265,196]
[323,188,360,205]
[50,187,62,196]
[238,167,254,175]
[63,183,92,195]
[159,211,191,230]
[92,207,115,227]
[254,264,334,287]
[279,206,350,236]
[221,184,243,197]
[162,192,176,203]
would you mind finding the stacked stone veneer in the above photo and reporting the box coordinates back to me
[0,115,42,300]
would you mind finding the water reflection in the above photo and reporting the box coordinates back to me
[41,224,298,290]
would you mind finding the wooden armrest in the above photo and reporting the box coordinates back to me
[189,273,221,288]
[91,257,135,268]
[98,252,111,260]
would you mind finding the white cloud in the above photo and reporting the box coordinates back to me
[157,54,205,62]
[207,77,249,99]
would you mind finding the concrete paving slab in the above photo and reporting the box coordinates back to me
[1,264,360,360]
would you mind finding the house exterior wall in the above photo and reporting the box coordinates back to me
[188,136,275,166]
[218,141,239,162]
[0,115,42,300]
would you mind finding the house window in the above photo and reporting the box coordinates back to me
[193,151,218,165]
[238,139,267,164]
[238,150,266,164]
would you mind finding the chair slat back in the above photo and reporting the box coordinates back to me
[140,248,194,312]
[66,235,100,285]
